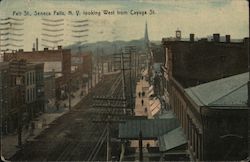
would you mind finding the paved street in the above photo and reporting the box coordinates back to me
[9,73,120,161]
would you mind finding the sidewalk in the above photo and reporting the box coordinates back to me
[130,72,158,160]
[1,85,88,159]
[134,78,153,118]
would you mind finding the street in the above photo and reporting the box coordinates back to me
[10,73,120,161]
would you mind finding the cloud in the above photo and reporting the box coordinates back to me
[0,0,248,51]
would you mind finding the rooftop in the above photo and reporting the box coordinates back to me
[185,72,249,107]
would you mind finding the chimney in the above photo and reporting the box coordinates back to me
[44,48,48,51]
[213,33,220,42]
[243,37,249,46]
[58,45,62,50]
[226,35,230,43]
[190,33,195,42]
[36,38,38,51]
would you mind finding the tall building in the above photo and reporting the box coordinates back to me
[0,62,10,134]
[0,61,44,134]
[161,34,249,161]
[162,34,249,88]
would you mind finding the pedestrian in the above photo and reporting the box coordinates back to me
[55,101,60,110]
[141,99,144,106]
[142,91,145,97]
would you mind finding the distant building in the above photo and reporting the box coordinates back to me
[71,51,93,89]
[3,46,71,99]
[44,73,56,111]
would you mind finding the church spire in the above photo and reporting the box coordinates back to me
[144,21,150,50]
[144,21,149,44]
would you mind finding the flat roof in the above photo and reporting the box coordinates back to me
[119,118,179,139]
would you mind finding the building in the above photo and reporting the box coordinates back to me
[170,72,249,161]
[0,62,10,134]
[161,34,249,161]
[24,62,44,121]
[0,61,44,133]
[71,51,93,90]
[4,46,71,99]
[44,73,56,111]
[162,34,249,88]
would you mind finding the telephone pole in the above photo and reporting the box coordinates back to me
[10,59,26,147]
[68,77,72,110]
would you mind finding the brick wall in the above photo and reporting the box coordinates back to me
[163,40,249,88]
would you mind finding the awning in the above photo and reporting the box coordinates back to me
[148,85,154,97]
[142,69,148,76]
[158,111,176,119]
[118,118,179,140]
[158,127,187,152]
[149,98,161,116]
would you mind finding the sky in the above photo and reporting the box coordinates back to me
[0,0,249,51]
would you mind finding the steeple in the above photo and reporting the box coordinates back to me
[144,21,150,50]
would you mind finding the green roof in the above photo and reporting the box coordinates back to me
[119,118,179,139]
[185,72,249,107]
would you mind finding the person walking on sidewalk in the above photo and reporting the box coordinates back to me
[141,99,144,106]
[142,91,145,97]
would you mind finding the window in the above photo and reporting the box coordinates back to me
[27,89,29,102]
[29,72,31,85]
[33,72,35,83]
[29,88,32,102]
[26,89,28,102]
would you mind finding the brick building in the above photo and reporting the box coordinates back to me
[161,34,249,161]
[71,51,93,90]
[44,73,56,111]
[0,61,44,133]
[0,62,10,134]
[3,46,71,99]
[170,73,248,161]
[162,34,249,88]
[24,63,44,122]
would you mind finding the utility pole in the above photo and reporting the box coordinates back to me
[92,96,131,161]
[17,61,23,147]
[139,130,143,162]
[125,46,136,114]
[121,50,126,100]
[106,119,110,162]
[101,48,104,75]
[129,51,133,114]
[10,60,26,147]
[96,47,99,85]
[68,77,72,110]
